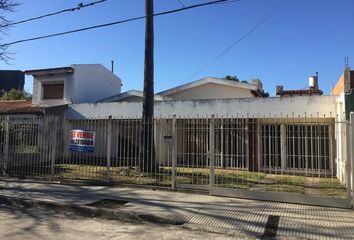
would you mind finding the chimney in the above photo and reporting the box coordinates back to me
[276,85,283,96]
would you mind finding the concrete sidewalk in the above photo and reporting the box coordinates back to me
[0,179,354,239]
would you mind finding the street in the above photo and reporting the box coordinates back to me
[0,206,243,240]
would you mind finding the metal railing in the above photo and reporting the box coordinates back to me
[0,113,352,208]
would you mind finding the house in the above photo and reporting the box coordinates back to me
[25,64,122,107]
[0,70,25,95]
[0,100,43,116]
[276,76,323,97]
[331,66,354,96]
[3,65,354,208]
[98,77,266,102]
[67,73,344,179]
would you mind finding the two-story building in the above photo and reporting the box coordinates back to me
[25,64,122,107]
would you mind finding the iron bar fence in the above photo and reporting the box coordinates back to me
[0,113,353,208]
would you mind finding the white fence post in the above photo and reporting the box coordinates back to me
[209,114,215,191]
[350,112,354,207]
[172,114,177,189]
[3,115,10,174]
[106,116,112,181]
[346,120,352,200]
[50,116,58,179]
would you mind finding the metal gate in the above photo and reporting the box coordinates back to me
[174,114,352,208]
[0,113,353,208]
[0,116,57,177]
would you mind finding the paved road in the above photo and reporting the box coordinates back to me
[0,206,242,240]
[1,180,354,239]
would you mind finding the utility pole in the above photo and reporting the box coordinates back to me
[141,0,155,173]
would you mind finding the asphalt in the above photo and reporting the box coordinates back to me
[0,179,354,239]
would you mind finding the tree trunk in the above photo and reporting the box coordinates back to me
[140,0,156,173]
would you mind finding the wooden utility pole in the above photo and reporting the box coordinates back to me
[141,0,155,173]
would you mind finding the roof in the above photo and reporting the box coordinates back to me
[277,88,323,96]
[98,90,164,103]
[25,67,74,76]
[0,100,43,114]
[157,77,259,96]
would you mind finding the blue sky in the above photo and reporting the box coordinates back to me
[0,0,353,95]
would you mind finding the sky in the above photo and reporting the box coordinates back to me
[0,0,353,96]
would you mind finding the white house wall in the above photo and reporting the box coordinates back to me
[72,64,121,103]
[164,82,255,100]
[67,95,339,119]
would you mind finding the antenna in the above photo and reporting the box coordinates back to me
[111,60,114,73]
[345,56,349,68]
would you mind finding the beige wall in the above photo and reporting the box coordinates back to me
[166,83,255,100]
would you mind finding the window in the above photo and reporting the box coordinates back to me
[260,123,332,172]
[42,83,64,99]
[261,124,281,169]
[286,124,330,171]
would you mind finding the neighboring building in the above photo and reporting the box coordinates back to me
[25,64,122,107]
[331,67,354,119]
[0,70,25,94]
[99,90,164,103]
[0,100,43,116]
[158,77,265,100]
[98,77,265,103]
[331,67,354,96]
[276,76,323,97]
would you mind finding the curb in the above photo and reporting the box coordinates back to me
[0,194,184,225]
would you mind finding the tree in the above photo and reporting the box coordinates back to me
[140,0,156,173]
[0,88,32,100]
[0,0,19,62]
[224,75,239,81]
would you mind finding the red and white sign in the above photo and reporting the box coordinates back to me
[70,129,96,153]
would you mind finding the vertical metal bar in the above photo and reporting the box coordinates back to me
[209,114,215,190]
[3,115,10,174]
[106,116,112,181]
[280,124,286,174]
[350,112,354,207]
[346,120,352,200]
[245,116,249,170]
[257,122,261,172]
[172,114,177,189]
[50,117,58,179]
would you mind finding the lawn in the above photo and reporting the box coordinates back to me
[53,164,347,198]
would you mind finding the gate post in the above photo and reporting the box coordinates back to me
[3,115,10,175]
[106,116,112,182]
[171,114,177,189]
[350,112,354,207]
[209,114,215,191]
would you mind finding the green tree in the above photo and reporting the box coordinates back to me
[224,75,239,81]
[0,88,32,100]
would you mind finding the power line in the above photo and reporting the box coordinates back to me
[186,12,276,81]
[1,0,108,28]
[1,0,240,47]
[186,1,288,81]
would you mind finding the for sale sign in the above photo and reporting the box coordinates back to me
[70,129,96,153]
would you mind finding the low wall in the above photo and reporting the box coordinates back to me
[67,95,339,119]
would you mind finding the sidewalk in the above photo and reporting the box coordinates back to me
[0,179,354,239]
